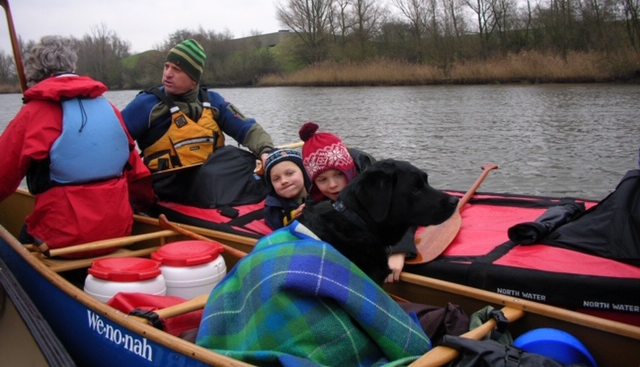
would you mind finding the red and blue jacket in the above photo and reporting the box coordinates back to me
[0,74,154,257]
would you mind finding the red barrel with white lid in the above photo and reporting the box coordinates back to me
[84,257,167,302]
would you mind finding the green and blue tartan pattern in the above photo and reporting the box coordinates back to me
[196,226,431,366]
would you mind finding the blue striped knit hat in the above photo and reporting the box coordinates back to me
[264,149,311,194]
[165,39,206,82]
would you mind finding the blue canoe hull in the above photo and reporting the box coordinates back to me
[0,235,210,367]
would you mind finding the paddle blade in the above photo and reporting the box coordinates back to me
[407,162,498,265]
[406,211,462,264]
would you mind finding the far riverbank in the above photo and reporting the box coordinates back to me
[257,50,640,87]
[1,49,639,93]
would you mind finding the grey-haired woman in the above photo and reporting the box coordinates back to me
[0,36,154,258]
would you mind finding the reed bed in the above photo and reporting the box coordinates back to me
[258,50,640,86]
[0,84,20,93]
[259,59,444,86]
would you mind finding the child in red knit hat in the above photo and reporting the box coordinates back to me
[298,122,417,283]
[299,122,357,202]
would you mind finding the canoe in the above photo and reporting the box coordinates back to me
[152,180,640,328]
[1,188,639,366]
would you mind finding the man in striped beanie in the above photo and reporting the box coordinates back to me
[165,39,206,84]
[121,39,275,205]
[161,39,206,94]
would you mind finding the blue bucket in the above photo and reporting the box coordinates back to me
[513,328,597,367]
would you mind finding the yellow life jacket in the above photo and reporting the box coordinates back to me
[143,87,225,172]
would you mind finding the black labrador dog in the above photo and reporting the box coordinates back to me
[298,159,459,284]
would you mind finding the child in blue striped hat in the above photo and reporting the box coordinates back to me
[263,149,311,229]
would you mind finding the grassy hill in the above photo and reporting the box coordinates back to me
[122,49,163,69]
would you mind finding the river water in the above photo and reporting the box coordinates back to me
[1,84,638,200]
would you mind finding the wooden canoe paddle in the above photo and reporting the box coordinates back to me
[129,293,210,328]
[1,0,28,93]
[38,230,177,258]
[410,306,524,366]
[158,214,248,259]
[406,163,499,264]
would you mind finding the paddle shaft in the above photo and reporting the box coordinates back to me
[158,214,247,259]
[455,163,499,210]
[410,306,524,367]
[276,141,303,149]
[130,293,209,326]
[1,0,27,92]
[42,230,177,258]
[156,294,209,319]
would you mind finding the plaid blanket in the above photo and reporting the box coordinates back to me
[196,222,431,366]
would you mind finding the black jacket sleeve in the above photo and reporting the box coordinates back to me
[390,226,418,259]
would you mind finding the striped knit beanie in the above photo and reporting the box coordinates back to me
[165,39,206,82]
[264,149,310,194]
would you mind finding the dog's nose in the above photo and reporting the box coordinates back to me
[448,196,459,206]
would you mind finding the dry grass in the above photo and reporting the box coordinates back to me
[258,49,640,86]
[0,84,21,93]
[259,58,444,86]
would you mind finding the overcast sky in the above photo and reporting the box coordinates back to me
[1,0,284,55]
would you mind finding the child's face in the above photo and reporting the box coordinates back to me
[314,169,348,201]
[270,161,307,200]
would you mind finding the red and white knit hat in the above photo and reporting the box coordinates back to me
[299,122,356,200]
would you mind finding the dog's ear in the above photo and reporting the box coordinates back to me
[354,162,396,222]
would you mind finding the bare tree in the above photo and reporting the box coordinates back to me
[464,0,499,54]
[622,0,640,48]
[393,0,431,61]
[75,23,131,88]
[330,0,353,43]
[276,0,334,63]
[0,50,14,85]
[516,0,537,48]
[442,0,467,39]
[440,0,468,65]
[492,0,518,52]
[347,0,386,59]
[577,0,626,50]
[547,0,577,58]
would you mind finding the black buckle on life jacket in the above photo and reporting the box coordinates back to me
[129,308,165,330]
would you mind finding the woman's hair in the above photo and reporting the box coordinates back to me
[24,35,78,86]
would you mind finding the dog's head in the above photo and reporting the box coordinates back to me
[341,159,458,243]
